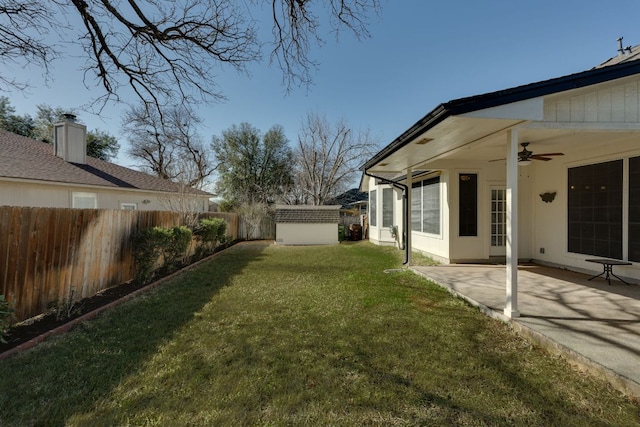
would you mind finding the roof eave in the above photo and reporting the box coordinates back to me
[362,59,640,171]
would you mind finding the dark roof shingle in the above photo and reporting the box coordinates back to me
[0,129,211,195]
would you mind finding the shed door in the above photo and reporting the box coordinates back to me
[490,186,506,257]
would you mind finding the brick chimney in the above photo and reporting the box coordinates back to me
[53,114,87,164]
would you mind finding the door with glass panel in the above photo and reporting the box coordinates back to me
[490,186,506,256]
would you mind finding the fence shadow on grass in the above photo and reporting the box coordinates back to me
[0,241,270,427]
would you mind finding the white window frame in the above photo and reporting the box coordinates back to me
[382,187,394,228]
[120,202,138,211]
[369,190,377,227]
[72,192,97,209]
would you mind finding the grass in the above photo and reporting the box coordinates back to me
[0,241,638,426]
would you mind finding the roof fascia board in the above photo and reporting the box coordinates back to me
[445,60,640,115]
[459,97,543,120]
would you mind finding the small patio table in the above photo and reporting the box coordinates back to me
[585,258,632,286]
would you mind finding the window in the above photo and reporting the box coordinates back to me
[369,190,377,227]
[410,177,440,234]
[120,203,137,210]
[629,156,640,262]
[491,188,506,247]
[411,182,422,231]
[459,174,478,236]
[422,178,440,234]
[568,160,623,259]
[382,187,394,228]
[72,192,97,209]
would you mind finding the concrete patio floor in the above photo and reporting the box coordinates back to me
[411,263,640,398]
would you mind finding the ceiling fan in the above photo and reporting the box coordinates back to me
[518,142,564,162]
[490,142,564,164]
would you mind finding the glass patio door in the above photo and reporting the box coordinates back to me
[490,187,506,256]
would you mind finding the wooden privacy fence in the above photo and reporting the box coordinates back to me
[239,214,276,240]
[0,207,239,321]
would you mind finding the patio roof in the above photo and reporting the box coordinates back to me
[362,58,640,175]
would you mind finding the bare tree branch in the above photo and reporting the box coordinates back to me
[268,0,380,91]
[1,1,379,116]
[292,111,379,205]
[0,1,60,90]
[123,103,216,188]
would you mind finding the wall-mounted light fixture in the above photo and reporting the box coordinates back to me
[142,199,151,204]
[539,192,556,203]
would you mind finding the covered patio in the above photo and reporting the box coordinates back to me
[412,263,640,397]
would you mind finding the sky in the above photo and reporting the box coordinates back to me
[5,0,640,171]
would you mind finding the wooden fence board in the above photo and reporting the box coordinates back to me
[0,208,9,293]
[0,207,240,321]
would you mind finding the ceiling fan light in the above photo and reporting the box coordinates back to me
[518,159,532,166]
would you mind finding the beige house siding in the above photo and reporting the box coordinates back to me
[0,179,209,212]
[544,77,640,123]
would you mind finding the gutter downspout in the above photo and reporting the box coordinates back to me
[364,170,409,265]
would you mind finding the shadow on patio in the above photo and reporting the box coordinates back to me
[411,263,640,398]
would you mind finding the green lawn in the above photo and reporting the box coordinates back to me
[0,241,638,426]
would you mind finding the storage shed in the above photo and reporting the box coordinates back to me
[275,205,341,245]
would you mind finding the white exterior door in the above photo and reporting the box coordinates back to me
[490,186,506,257]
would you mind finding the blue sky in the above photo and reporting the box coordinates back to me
[6,1,640,169]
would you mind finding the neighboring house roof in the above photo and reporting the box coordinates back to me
[0,129,211,195]
[362,54,640,171]
[325,188,368,209]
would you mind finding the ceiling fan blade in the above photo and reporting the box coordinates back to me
[530,155,553,161]
[534,152,564,157]
[488,158,506,162]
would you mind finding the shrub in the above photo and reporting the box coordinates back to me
[132,227,170,285]
[163,226,192,271]
[47,288,82,321]
[0,295,15,343]
[193,218,227,257]
[132,226,193,284]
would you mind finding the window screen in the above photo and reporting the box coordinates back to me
[382,188,394,227]
[459,174,478,236]
[568,160,623,259]
[629,156,640,262]
[72,192,97,209]
[369,190,377,227]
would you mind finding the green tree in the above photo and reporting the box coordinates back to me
[0,96,35,137]
[212,123,293,207]
[33,104,74,143]
[0,98,120,160]
[86,130,120,161]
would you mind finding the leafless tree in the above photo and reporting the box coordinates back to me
[0,1,58,90]
[1,1,380,118]
[158,183,208,228]
[123,103,215,188]
[292,111,379,205]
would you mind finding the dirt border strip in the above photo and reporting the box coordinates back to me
[0,241,262,361]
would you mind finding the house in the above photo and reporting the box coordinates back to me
[325,188,368,216]
[361,43,640,318]
[0,117,211,211]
